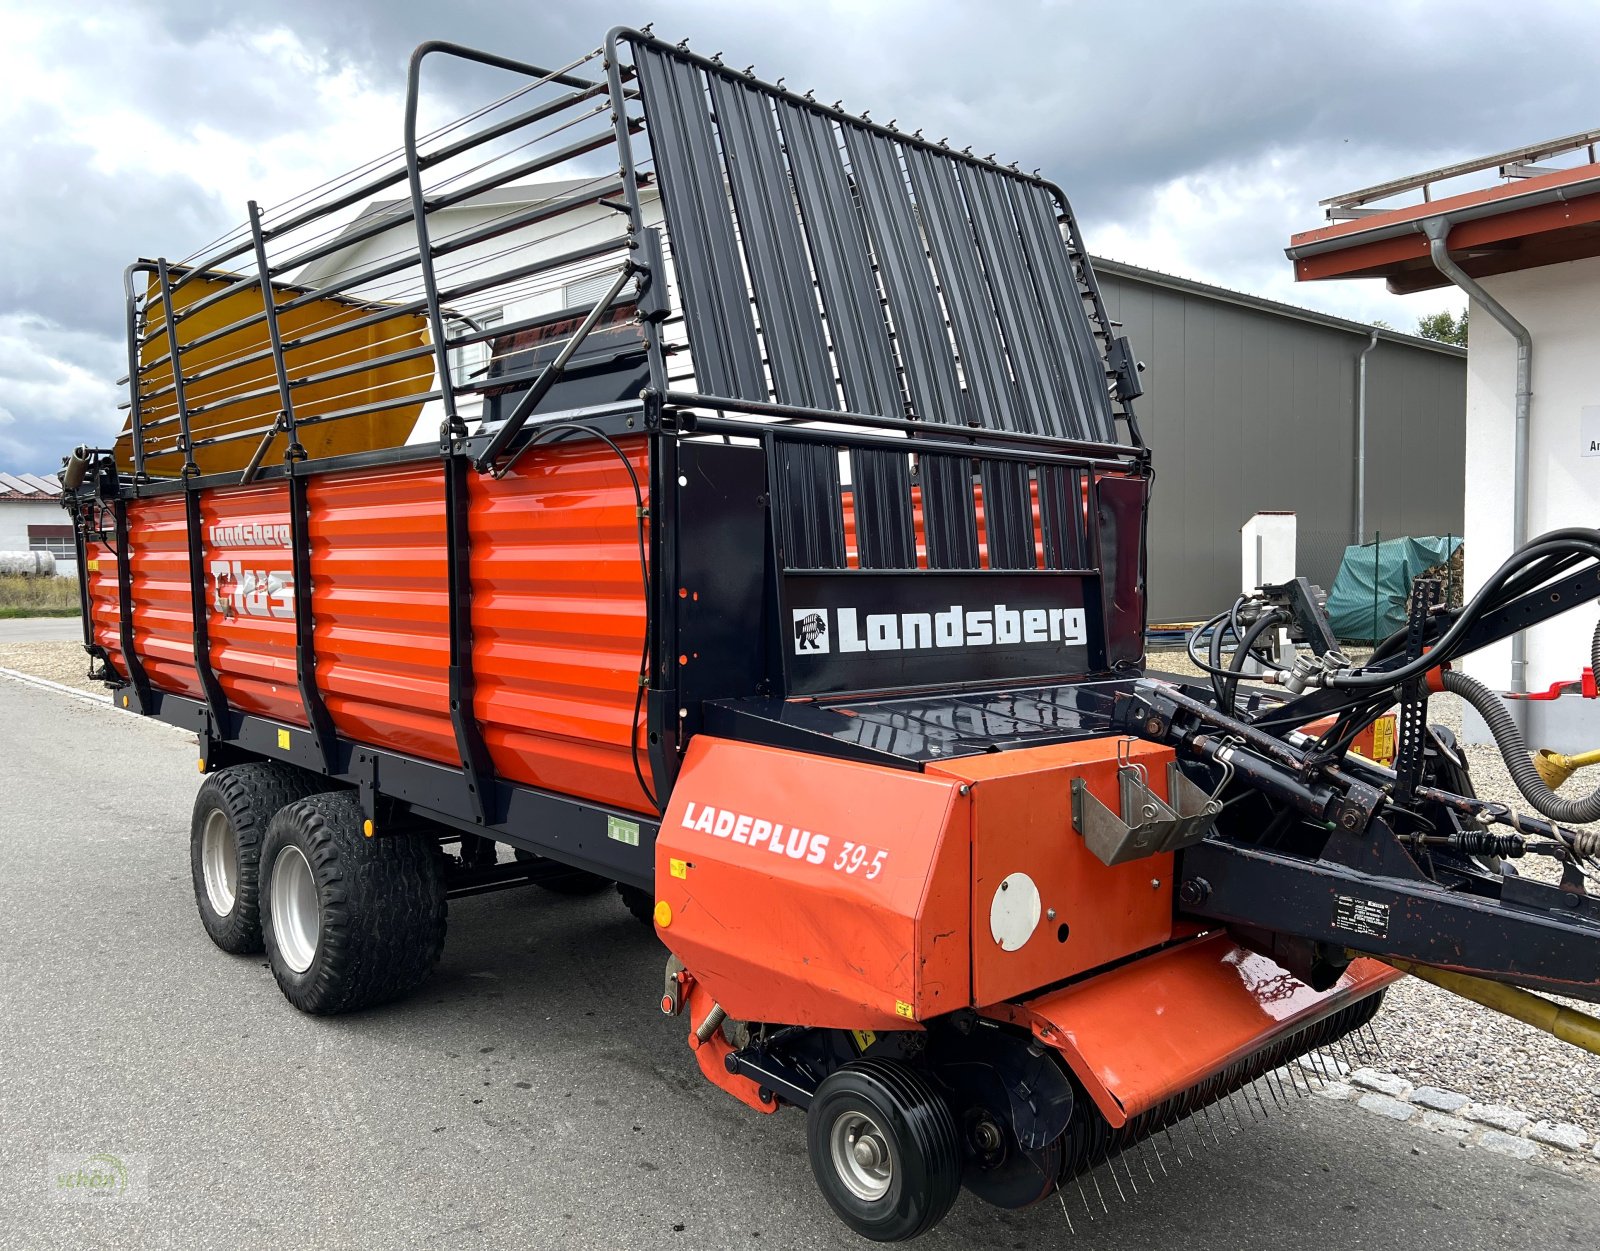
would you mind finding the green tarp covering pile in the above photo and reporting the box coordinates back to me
[1326,535,1464,643]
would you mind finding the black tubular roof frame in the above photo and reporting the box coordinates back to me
[602,26,1144,458]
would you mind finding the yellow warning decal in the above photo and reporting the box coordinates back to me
[1368,717,1396,764]
[850,1029,878,1053]
[86,559,100,573]
[277,728,291,749]
[669,858,688,879]
[894,1000,916,1021]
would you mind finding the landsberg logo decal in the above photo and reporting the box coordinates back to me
[208,519,293,621]
[792,603,1086,656]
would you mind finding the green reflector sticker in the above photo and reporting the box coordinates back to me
[607,816,641,847]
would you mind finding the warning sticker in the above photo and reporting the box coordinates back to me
[1333,894,1390,939]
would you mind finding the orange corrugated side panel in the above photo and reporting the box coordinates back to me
[126,495,202,699]
[94,435,652,816]
[84,535,123,678]
[471,438,651,811]
[203,482,304,725]
[305,438,652,812]
[309,462,455,764]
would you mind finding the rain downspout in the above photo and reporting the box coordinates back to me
[1422,215,1531,697]
[1355,328,1379,543]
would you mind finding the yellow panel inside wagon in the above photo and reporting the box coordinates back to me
[118,267,434,477]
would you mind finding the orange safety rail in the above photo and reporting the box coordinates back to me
[85,435,653,814]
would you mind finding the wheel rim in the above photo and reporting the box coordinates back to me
[200,809,238,917]
[270,844,320,974]
[829,1109,894,1202]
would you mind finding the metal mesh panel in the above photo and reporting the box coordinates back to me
[632,47,765,400]
[628,36,1121,446]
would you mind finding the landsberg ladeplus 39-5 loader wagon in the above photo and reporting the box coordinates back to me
[61,28,1600,1240]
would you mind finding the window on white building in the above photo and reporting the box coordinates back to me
[450,309,503,391]
[563,270,621,308]
[28,525,75,559]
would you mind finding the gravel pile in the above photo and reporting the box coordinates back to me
[5,638,1597,1128]
[0,640,103,694]
[1150,645,1600,1129]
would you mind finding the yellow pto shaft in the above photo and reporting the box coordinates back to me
[1382,957,1600,1058]
[1533,747,1600,790]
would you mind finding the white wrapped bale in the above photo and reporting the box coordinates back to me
[0,551,57,576]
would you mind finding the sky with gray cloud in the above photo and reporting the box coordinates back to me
[3,0,1597,471]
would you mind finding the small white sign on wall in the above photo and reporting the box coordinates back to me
[1585,406,1600,458]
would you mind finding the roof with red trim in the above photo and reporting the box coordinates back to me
[1287,161,1600,294]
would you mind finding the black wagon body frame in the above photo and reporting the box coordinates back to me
[77,29,1151,889]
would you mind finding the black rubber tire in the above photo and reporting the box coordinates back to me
[806,1059,963,1242]
[259,790,447,1015]
[189,762,331,955]
[617,884,654,925]
[511,847,614,896]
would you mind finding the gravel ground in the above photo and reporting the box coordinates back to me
[7,637,1598,1130]
[1149,645,1600,1130]
[0,641,102,695]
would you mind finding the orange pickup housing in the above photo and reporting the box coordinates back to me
[655,734,1396,1125]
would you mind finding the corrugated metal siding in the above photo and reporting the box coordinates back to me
[1095,270,1466,621]
[87,439,653,815]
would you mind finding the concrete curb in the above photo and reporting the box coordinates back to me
[0,667,192,736]
[1301,1058,1599,1171]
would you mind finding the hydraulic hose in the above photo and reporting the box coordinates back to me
[1330,530,1600,691]
[1440,618,1600,825]
[1222,609,1285,716]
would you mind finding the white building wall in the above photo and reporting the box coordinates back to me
[297,190,667,442]
[0,499,77,577]
[1461,253,1600,744]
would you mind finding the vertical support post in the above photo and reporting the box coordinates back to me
[605,31,673,802]
[442,454,496,825]
[154,258,198,477]
[1372,532,1381,644]
[247,201,305,459]
[122,263,155,480]
[286,471,337,774]
[112,497,152,714]
[248,199,335,770]
[401,49,462,440]
[156,256,229,732]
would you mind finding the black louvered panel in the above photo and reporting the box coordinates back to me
[707,76,836,409]
[1010,182,1116,444]
[919,454,980,570]
[842,128,964,425]
[851,453,916,570]
[633,48,766,401]
[960,167,1066,439]
[776,441,846,569]
[903,147,1020,433]
[776,101,902,417]
[1038,464,1087,570]
[980,460,1037,571]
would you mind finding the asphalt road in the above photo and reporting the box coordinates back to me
[1,673,1595,1250]
[0,616,83,643]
